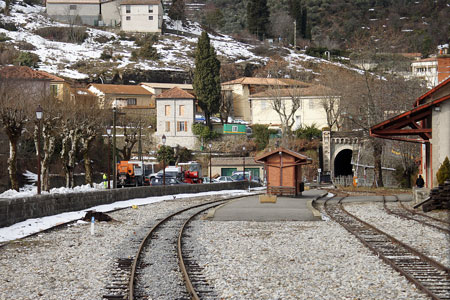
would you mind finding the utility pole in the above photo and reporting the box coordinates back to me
[293,20,297,50]
[112,107,117,189]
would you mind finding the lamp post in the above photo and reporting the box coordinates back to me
[242,146,246,181]
[36,105,43,195]
[208,143,212,182]
[279,151,283,186]
[112,107,117,189]
[106,126,112,189]
[162,134,166,186]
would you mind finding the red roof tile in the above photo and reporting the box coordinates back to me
[0,66,51,80]
[156,87,195,99]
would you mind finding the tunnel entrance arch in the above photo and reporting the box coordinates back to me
[334,149,353,177]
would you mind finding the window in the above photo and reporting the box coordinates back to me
[232,126,238,132]
[126,5,130,13]
[165,121,170,132]
[50,85,58,96]
[148,16,153,20]
[69,4,76,9]
[148,5,153,13]
[261,101,266,110]
[127,98,137,105]
[126,16,131,21]
[177,121,187,132]
[309,99,314,109]
[179,105,184,116]
[165,105,171,116]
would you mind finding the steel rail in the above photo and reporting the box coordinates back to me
[324,196,450,300]
[128,194,255,300]
[383,196,450,234]
[397,197,450,225]
[177,203,224,300]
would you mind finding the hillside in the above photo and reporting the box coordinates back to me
[0,0,344,83]
[195,0,449,55]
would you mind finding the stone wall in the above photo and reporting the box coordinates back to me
[0,181,258,228]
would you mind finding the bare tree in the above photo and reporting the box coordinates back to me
[118,118,140,161]
[219,89,233,125]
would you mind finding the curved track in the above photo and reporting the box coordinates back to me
[383,196,450,234]
[103,196,240,300]
[324,196,450,300]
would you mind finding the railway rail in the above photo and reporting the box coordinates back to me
[102,196,239,300]
[324,196,450,300]
[383,196,450,234]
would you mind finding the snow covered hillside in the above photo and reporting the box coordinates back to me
[0,0,333,80]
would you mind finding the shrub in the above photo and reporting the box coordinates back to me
[192,123,220,141]
[0,21,18,31]
[94,35,114,44]
[436,157,450,185]
[14,51,40,68]
[100,48,113,60]
[34,26,88,44]
[0,33,11,42]
[16,41,36,50]
[23,0,42,5]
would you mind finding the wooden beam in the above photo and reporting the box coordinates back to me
[372,128,432,136]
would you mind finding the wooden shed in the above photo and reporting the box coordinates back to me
[255,147,312,196]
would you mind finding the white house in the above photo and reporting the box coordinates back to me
[46,0,102,26]
[120,0,163,33]
[248,84,339,130]
[155,87,197,149]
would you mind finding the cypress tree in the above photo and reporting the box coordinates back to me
[193,31,221,130]
[247,0,270,40]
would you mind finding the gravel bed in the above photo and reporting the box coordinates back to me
[344,202,450,267]
[0,196,207,300]
[0,195,436,300]
[187,220,428,300]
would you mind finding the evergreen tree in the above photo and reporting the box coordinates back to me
[436,156,450,185]
[193,32,221,130]
[168,0,185,23]
[247,0,270,40]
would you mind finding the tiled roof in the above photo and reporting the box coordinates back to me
[250,84,334,98]
[255,147,311,163]
[36,71,65,82]
[414,57,438,63]
[89,84,153,95]
[222,77,308,87]
[156,87,195,99]
[120,0,160,4]
[0,66,51,80]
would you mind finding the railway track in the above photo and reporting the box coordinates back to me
[102,196,235,300]
[383,196,450,234]
[324,196,450,300]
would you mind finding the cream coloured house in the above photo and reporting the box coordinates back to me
[221,77,310,123]
[46,0,102,26]
[120,0,163,33]
[155,87,197,149]
[248,84,339,130]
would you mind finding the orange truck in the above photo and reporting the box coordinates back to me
[117,160,144,187]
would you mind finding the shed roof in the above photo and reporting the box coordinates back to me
[156,87,195,99]
[89,84,153,95]
[36,71,65,82]
[47,0,101,3]
[255,147,311,164]
[0,66,51,80]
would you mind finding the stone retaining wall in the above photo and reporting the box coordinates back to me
[0,182,258,228]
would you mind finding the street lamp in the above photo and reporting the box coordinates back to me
[208,143,212,182]
[162,134,166,186]
[106,126,112,189]
[242,146,246,181]
[36,105,43,195]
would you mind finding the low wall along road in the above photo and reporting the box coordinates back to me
[0,181,259,228]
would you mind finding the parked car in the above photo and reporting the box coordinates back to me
[213,176,233,183]
[150,177,186,186]
[230,171,252,181]
[202,177,212,183]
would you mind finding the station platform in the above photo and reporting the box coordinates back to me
[207,189,327,222]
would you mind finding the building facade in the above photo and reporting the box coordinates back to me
[120,0,163,33]
[46,0,102,26]
[155,87,197,149]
